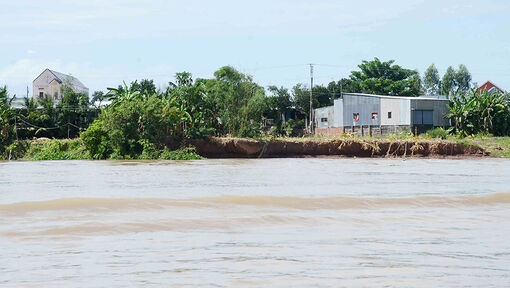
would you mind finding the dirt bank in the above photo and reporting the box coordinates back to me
[190,137,486,158]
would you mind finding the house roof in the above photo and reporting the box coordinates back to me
[478,81,504,94]
[47,69,88,90]
[342,93,449,101]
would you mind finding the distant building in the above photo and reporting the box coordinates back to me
[33,69,89,103]
[478,81,505,94]
[314,93,450,136]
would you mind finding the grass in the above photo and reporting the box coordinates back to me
[463,137,510,158]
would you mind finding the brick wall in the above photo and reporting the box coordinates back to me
[315,127,344,136]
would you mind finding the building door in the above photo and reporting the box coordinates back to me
[412,110,433,134]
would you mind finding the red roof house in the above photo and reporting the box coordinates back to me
[478,81,505,94]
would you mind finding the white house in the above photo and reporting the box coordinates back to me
[33,69,89,103]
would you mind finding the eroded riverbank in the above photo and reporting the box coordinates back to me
[191,137,486,158]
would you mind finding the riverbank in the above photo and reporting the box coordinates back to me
[4,136,508,160]
[190,136,487,158]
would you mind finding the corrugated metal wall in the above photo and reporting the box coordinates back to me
[314,94,450,133]
[410,99,450,126]
[315,106,335,129]
[342,94,381,126]
[380,98,411,126]
[333,98,343,127]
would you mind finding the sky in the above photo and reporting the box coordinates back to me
[1,0,509,98]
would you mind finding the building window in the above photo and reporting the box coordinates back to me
[39,92,44,98]
[371,112,378,120]
[388,112,392,119]
[321,117,328,123]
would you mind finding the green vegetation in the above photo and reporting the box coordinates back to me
[23,139,89,160]
[446,89,510,136]
[159,147,204,160]
[465,137,510,158]
[424,127,449,140]
[1,138,204,161]
[17,84,96,139]
[1,86,16,152]
[331,58,422,97]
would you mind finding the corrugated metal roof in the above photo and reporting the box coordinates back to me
[343,93,448,101]
[48,69,88,90]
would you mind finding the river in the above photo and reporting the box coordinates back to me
[1,158,509,287]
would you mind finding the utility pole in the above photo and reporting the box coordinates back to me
[309,64,314,135]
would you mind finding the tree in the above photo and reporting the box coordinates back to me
[313,85,332,107]
[205,66,267,137]
[456,64,472,93]
[0,86,15,151]
[292,84,317,119]
[441,66,456,96]
[423,64,441,95]
[267,86,292,122]
[138,79,157,95]
[57,84,91,138]
[91,91,106,108]
[164,72,217,139]
[348,58,422,96]
[326,79,360,99]
[441,65,472,96]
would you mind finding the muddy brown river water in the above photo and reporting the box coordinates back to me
[1,158,509,287]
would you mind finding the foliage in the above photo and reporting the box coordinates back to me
[446,89,510,136]
[204,66,268,137]
[23,139,89,160]
[114,79,157,95]
[423,64,440,95]
[159,146,204,160]
[339,58,422,96]
[91,91,108,108]
[99,93,176,158]
[0,86,16,153]
[441,65,472,96]
[80,119,111,159]
[424,127,449,139]
[292,84,315,117]
[164,72,217,139]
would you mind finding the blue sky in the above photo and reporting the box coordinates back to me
[1,0,509,97]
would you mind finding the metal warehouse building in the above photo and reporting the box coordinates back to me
[314,93,450,136]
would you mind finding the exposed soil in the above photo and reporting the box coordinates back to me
[190,137,487,158]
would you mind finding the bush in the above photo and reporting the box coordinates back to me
[159,146,204,160]
[24,139,89,160]
[139,139,160,159]
[425,127,449,139]
[80,119,112,159]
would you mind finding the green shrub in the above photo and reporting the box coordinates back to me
[159,146,204,160]
[425,127,449,139]
[5,140,29,160]
[24,139,88,160]
[80,119,112,159]
[139,139,160,159]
